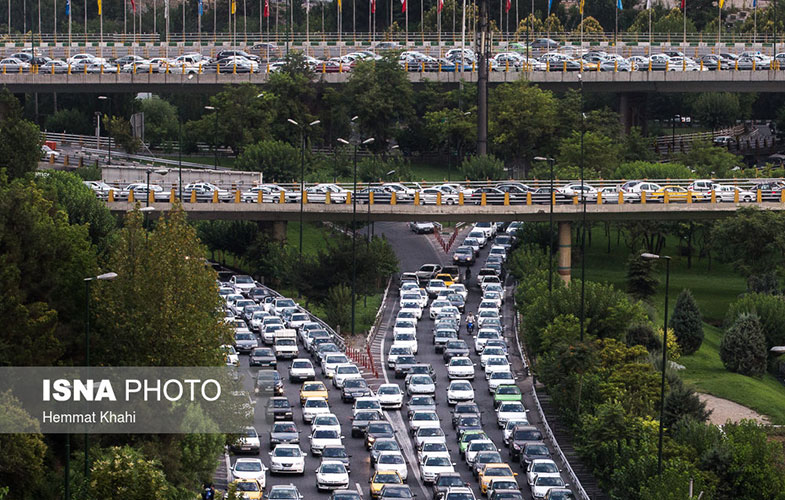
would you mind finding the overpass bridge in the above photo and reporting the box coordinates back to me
[7,69,785,94]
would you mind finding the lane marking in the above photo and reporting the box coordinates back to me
[356,482,363,496]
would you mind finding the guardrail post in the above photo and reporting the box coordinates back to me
[414,191,420,205]
[234,189,241,203]
[64,155,69,167]
[108,190,115,202]
[212,190,219,203]
[711,190,716,204]
[641,191,646,204]
[781,190,785,203]
[733,189,739,204]
[664,191,670,204]
[170,188,176,202]
[325,191,331,204]
[481,192,486,206]
[370,191,375,205]
[572,195,578,205]
[757,189,762,203]
[190,190,197,203]
[459,192,464,205]
[256,190,262,204]
[391,192,397,205]
[597,191,602,204]
[49,154,55,164]
[618,191,624,204]
[504,192,510,205]
[526,192,532,205]
[148,191,155,204]
[437,192,442,205]
[128,189,135,203]
[551,191,556,205]
[279,191,285,204]
[687,191,693,204]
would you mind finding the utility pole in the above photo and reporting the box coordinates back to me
[476,0,489,155]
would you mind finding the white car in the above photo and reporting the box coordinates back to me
[268,444,305,474]
[221,344,240,366]
[417,442,451,464]
[466,230,488,247]
[488,371,517,393]
[384,182,417,198]
[322,354,351,377]
[713,184,755,202]
[274,338,299,359]
[400,291,428,309]
[477,310,501,328]
[409,410,441,434]
[289,358,316,382]
[425,280,448,297]
[420,187,459,205]
[465,439,497,465]
[309,428,343,456]
[474,329,502,353]
[231,458,268,486]
[429,300,452,320]
[530,475,567,498]
[375,451,409,481]
[480,347,507,368]
[484,356,512,378]
[399,302,423,320]
[419,455,456,484]
[447,380,475,405]
[353,397,383,417]
[448,283,468,301]
[230,275,256,293]
[414,427,447,448]
[393,319,418,336]
[392,333,418,355]
[302,397,331,423]
[387,346,413,368]
[526,459,561,485]
[482,291,503,309]
[496,401,528,428]
[333,363,363,388]
[406,374,436,396]
[311,413,341,434]
[446,357,475,380]
[315,461,350,491]
[377,383,404,409]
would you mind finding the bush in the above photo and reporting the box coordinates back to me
[626,322,659,351]
[626,252,659,301]
[234,139,300,182]
[725,293,785,354]
[459,154,506,181]
[720,313,767,376]
[747,272,779,294]
[324,284,352,334]
[662,378,712,428]
[44,108,92,135]
[669,289,703,355]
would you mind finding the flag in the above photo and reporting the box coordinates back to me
[438,0,444,12]
[505,0,510,12]
[401,0,406,13]
[753,0,757,5]
[97,0,102,15]
[65,0,70,15]
[338,0,341,11]
[681,0,685,10]
[579,0,584,14]
[131,0,136,13]
[370,0,376,14]
[231,0,236,14]
[617,0,622,8]
[646,0,651,8]
[264,0,270,17]
[719,0,724,7]
[198,0,203,16]
[547,0,552,14]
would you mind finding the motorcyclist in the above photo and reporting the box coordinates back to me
[466,312,475,334]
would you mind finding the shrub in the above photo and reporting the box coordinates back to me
[725,293,785,353]
[720,313,767,376]
[669,289,703,355]
[626,322,660,351]
[459,154,506,181]
[626,252,659,301]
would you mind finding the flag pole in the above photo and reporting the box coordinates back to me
[718,1,721,47]
[306,0,309,56]
[615,1,618,55]
[438,3,441,47]
[648,1,652,56]
[682,1,686,61]
[753,1,757,44]
[54,0,57,43]
[406,0,409,44]
[421,0,424,43]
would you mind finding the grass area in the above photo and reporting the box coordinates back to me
[680,324,785,424]
[409,162,452,182]
[577,225,785,423]
[285,222,336,256]
[310,293,383,336]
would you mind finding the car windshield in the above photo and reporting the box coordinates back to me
[446,493,474,500]
[273,423,297,433]
[315,415,339,425]
[533,462,559,473]
[422,443,447,452]
[303,383,324,391]
[368,423,393,433]
[269,488,297,499]
[379,454,405,464]
[274,447,301,457]
[500,403,524,412]
[414,412,438,421]
[382,487,412,498]
[237,482,260,492]
[419,428,444,437]
[326,355,349,364]
[323,447,348,458]
[272,399,290,408]
[321,463,346,474]
[375,473,401,483]
[535,477,564,487]
[486,467,513,476]
[305,399,328,408]
[491,372,514,380]
[425,456,451,466]
[337,365,360,374]
[451,382,472,390]
[334,494,360,500]
[471,442,496,451]
[514,430,541,440]
[375,440,399,451]
[379,386,401,394]
[478,452,502,463]
[459,417,481,426]
[345,379,367,389]
[235,333,254,340]
[235,461,262,472]
[292,361,312,369]
[437,476,464,487]
[493,493,523,500]
[411,376,432,385]
[496,386,519,395]
[526,445,549,455]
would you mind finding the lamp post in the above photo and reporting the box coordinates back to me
[578,72,586,342]
[672,114,680,153]
[534,156,556,295]
[97,95,111,165]
[204,105,218,169]
[82,271,118,496]
[287,118,321,257]
[178,74,195,200]
[641,252,671,476]
[337,131,375,337]
[146,168,169,207]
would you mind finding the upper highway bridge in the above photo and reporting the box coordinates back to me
[7,69,785,93]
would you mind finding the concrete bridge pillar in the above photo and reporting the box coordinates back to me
[557,221,572,284]
[257,220,288,245]
[618,93,648,136]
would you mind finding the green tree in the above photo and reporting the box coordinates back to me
[662,378,712,428]
[92,206,231,366]
[574,16,604,33]
[489,81,558,162]
[106,115,142,153]
[324,284,352,334]
[0,90,41,180]
[556,131,621,178]
[675,140,740,178]
[669,289,704,355]
[614,161,693,180]
[690,92,741,130]
[653,8,698,33]
[459,155,506,181]
[44,108,92,135]
[626,252,659,302]
[74,446,174,500]
[711,208,785,277]
[725,293,785,355]
[720,313,768,377]
[621,128,656,163]
[234,139,301,182]
[423,107,476,158]
[345,56,414,153]
[136,97,179,148]
[0,392,47,497]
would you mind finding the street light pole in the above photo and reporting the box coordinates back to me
[578,73,586,342]
[98,96,111,165]
[288,118,321,257]
[82,271,118,497]
[641,252,671,476]
[534,156,556,297]
[204,105,217,169]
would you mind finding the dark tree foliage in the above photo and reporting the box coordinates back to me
[0,90,41,180]
[626,252,659,302]
[720,313,768,377]
[669,289,704,355]
[725,293,785,357]
[625,322,660,351]
[662,377,712,429]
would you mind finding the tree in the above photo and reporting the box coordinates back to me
[0,392,47,497]
[136,97,179,148]
[574,16,604,33]
[556,131,621,178]
[653,8,698,33]
[459,155,506,181]
[669,289,704,355]
[614,161,693,180]
[324,284,352,334]
[92,206,231,366]
[675,140,740,178]
[106,115,142,153]
[44,108,92,135]
[690,92,741,130]
[712,208,785,277]
[345,56,414,153]
[0,90,41,180]
[489,81,558,162]
[626,252,659,302]
[720,313,768,376]
[662,378,711,428]
[621,128,656,163]
[725,293,785,354]
[73,446,174,500]
[234,139,301,182]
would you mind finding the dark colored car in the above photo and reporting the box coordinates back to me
[394,355,419,379]
[431,473,466,500]
[341,378,373,402]
[407,395,437,419]
[531,38,558,49]
[472,451,503,478]
[456,416,483,435]
[255,369,283,396]
[322,445,352,473]
[248,287,268,302]
[443,340,471,362]
[269,421,300,449]
[266,396,294,423]
[380,485,415,500]
[753,181,784,201]
[434,329,459,352]
[365,421,395,449]
[408,364,436,378]
[451,402,482,428]
[249,347,277,368]
[215,49,261,62]
[489,491,524,500]
[356,186,395,204]
[452,247,475,266]
[351,410,383,438]
[331,490,362,500]
[521,441,551,465]
[469,187,521,205]
[509,425,544,461]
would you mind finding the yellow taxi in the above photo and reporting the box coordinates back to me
[300,380,329,406]
[369,470,403,498]
[649,185,703,203]
[479,463,518,494]
[232,479,264,499]
[435,273,455,287]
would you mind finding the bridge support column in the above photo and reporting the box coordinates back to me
[558,222,571,284]
[618,93,648,136]
[257,220,288,245]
